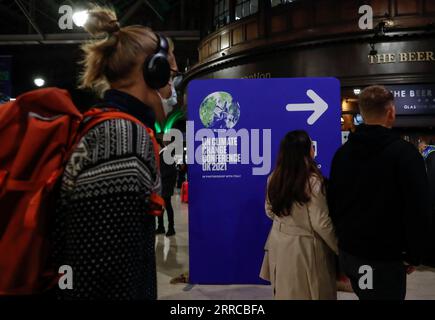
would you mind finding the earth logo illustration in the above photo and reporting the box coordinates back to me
[199,92,241,129]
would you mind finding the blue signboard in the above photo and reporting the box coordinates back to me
[187,78,342,284]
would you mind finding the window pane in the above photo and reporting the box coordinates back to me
[225,0,229,10]
[235,5,242,20]
[251,0,258,14]
[243,1,250,17]
[271,0,296,7]
[219,0,224,14]
[271,0,281,7]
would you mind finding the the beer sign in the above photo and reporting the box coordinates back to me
[387,84,435,115]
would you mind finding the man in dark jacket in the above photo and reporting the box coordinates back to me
[156,141,178,237]
[419,140,435,210]
[419,139,435,266]
[328,85,432,300]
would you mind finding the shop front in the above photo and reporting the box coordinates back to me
[186,0,435,146]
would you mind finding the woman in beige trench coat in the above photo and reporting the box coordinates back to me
[260,130,338,300]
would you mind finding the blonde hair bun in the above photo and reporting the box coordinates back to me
[79,6,158,96]
[84,6,120,36]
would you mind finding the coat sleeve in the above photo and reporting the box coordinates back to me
[326,151,340,223]
[308,178,339,255]
[426,153,435,210]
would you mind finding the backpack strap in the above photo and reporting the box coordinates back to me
[72,108,165,216]
[0,170,8,190]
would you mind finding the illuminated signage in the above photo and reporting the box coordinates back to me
[368,51,435,64]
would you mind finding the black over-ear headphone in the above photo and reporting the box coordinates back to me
[143,33,171,90]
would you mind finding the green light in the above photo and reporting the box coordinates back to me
[154,110,186,134]
[155,121,162,134]
[163,110,186,133]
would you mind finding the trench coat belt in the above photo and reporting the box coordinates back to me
[272,220,313,237]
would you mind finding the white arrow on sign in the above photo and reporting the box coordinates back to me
[286,89,328,125]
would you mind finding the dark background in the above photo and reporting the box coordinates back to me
[0,0,202,97]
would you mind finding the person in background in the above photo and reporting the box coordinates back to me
[50,6,176,300]
[153,38,179,237]
[155,37,181,121]
[419,139,435,209]
[260,130,338,300]
[177,163,187,188]
[418,138,435,266]
[156,140,178,237]
[328,85,432,300]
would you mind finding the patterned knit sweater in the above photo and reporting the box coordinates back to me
[50,118,160,300]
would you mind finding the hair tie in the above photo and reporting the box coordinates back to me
[108,20,121,34]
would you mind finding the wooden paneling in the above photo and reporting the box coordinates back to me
[340,0,360,21]
[290,7,310,30]
[200,45,208,61]
[271,14,287,34]
[209,37,218,54]
[371,0,390,17]
[396,0,419,16]
[197,0,435,63]
[424,0,435,13]
[246,22,258,41]
[232,26,244,45]
[315,0,336,25]
[221,32,230,49]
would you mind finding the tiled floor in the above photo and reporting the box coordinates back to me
[156,193,435,300]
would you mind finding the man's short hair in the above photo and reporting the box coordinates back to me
[359,85,394,119]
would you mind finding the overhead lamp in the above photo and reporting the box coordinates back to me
[72,10,89,27]
[34,77,45,87]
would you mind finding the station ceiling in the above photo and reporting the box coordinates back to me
[0,0,200,44]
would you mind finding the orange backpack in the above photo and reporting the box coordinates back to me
[0,87,164,295]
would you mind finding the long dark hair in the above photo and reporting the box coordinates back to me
[267,130,323,217]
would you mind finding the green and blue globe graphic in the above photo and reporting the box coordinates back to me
[199,92,241,129]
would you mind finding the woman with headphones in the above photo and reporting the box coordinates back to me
[50,6,176,300]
